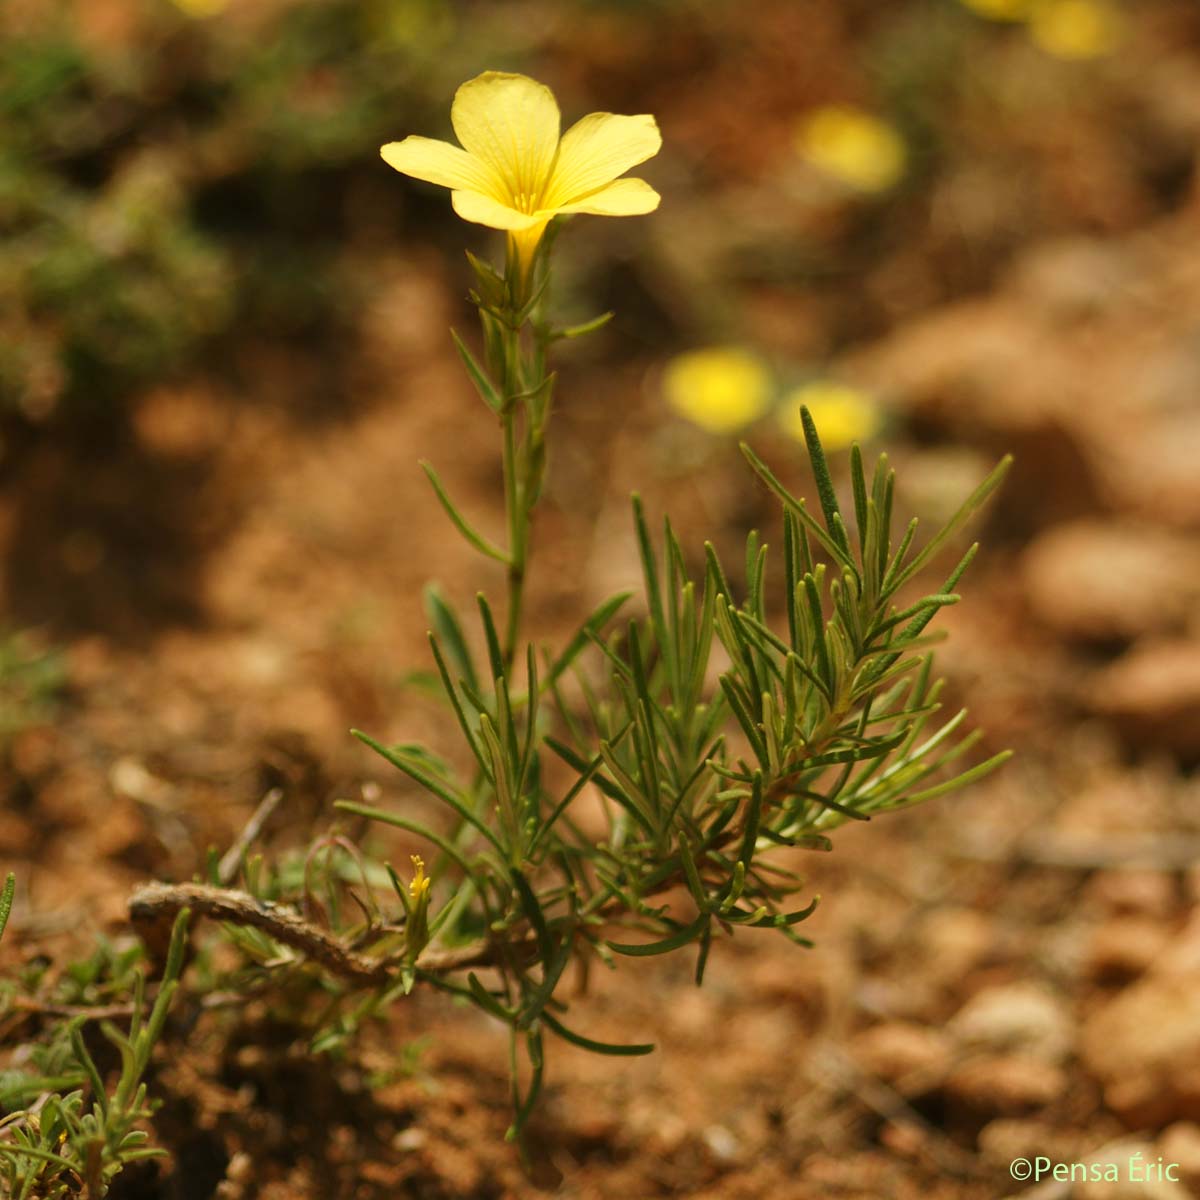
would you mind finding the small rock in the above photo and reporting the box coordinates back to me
[1052,768,1174,843]
[1155,911,1200,979]
[1076,1138,1191,1199]
[702,1125,741,1164]
[977,1117,1075,1168]
[1008,237,1136,324]
[918,907,997,987]
[850,1022,952,1092]
[1081,972,1200,1125]
[1021,521,1200,643]
[109,757,172,806]
[1088,640,1200,762]
[1086,917,1175,982]
[879,1119,927,1160]
[392,1128,426,1152]
[1158,1122,1200,1191]
[948,982,1073,1064]
[944,1055,1066,1115]
[1088,870,1179,919]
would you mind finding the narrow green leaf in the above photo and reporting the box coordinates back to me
[540,1010,655,1056]
[351,730,503,853]
[337,802,480,880]
[850,442,868,553]
[704,542,733,608]
[467,973,515,1022]
[424,585,479,696]
[0,872,14,943]
[450,328,503,412]
[424,638,489,777]
[694,922,713,985]
[552,311,614,340]
[511,871,553,968]
[70,1021,108,1118]
[741,444,856,572]
[420,461,508,563]
[802,574,833,690]
[518,941,572,1029]
[608,911,710,956]
[507,1028,545,1141]
[786,788,870,821]
[783,510,801,650]
[799,406,850,555]
[632,495,668,662]
[542,592,630,688]
[890,456,1011,591]
[868,594,960,643]
[900,749,1013,804]
[739,773,765,871]
[476,594,506,684]
[545,735,627,804]
[718,675,768,765]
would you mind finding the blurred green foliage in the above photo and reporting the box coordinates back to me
[0,0,517,418]
[0,630,63,741]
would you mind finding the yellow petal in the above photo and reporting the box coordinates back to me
[546,112,662,207]
[554,177,660,217]
[380,136,496,193]
[451,189,547,231]
[451,72,561,208]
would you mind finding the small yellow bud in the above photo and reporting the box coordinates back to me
[409,855,430,902]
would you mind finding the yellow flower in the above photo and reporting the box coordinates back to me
[796,105,906,194]
[409,855,430,902]
[779,382,882,451]
[662,347,772,435]
[381,71,661,274]
[1029,0,1121,59]
[957,0,1032,19]
[170,0,229,14]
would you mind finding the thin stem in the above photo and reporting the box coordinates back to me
[501,392,527,674]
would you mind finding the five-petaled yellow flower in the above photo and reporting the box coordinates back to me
[381,71,662,274]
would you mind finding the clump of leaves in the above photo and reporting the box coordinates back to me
[0,880,190,1200]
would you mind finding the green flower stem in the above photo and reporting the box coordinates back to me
[485,245,553,676]
[500,397,527,675]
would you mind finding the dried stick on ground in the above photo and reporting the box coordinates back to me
[127,882,504,985]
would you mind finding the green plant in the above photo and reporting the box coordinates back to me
[3,69,1012,1189]
[0,897,190,1200]
[129,71,1011,1149]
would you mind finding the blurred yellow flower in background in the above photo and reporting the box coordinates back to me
[779,382,882,451]
[957,0,1032,20]
[1030,0,1121,59]
[169,0,230,15]
[662,348,772,435]
[381,71,661,272]
[796,105,907,194]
